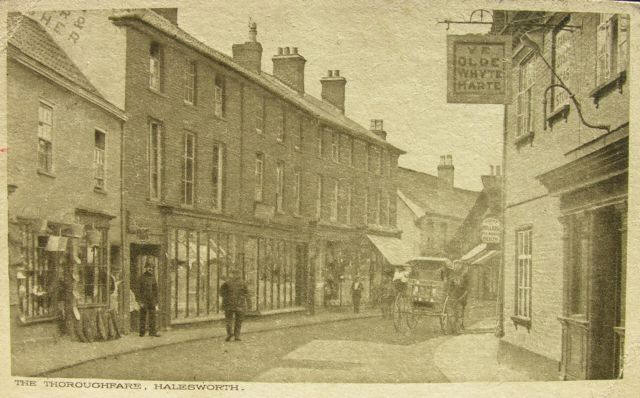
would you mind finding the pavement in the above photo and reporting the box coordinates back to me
[11,307,379,377]
[13,299,550,383]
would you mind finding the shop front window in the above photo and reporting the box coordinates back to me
[15,222,58,321]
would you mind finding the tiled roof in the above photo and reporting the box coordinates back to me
[396,167,479,220]
[109,9,405,153]
[7,13,102,97]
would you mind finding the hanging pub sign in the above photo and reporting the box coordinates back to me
[447,34,512,104]
[481,217,502,244]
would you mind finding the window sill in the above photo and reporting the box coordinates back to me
[589,70,626,108]
[546,104,570,129]
[94,187,107,195]
[511,315,531,331]
[147,87,168,99]
[37,169,56,179]
[514,131,534,147]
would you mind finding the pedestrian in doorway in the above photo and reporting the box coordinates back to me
[351,275,363,314]
[220,268,249,342]
[138,262,160,337]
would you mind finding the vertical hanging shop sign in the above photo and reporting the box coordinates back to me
[447,34,512,104]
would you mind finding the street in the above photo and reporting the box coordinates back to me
[45,301,495,383]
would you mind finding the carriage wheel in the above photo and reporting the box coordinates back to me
[439,297,449,335]
[405,299,417,330]
[392,293,406,333]
[445,297,460,335]
[393,293,417,333]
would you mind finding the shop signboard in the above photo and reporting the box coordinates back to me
[481,217,502,244]
[447,34,512,104]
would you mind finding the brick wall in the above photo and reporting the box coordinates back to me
[7,58,122,238]
[123,21,400,237]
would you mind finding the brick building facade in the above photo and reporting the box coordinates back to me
[26,8,404,330]
[493,11,629,380]
[6,14,127,343]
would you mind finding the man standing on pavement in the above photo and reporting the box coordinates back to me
[138,262,160,337]
[220,268,249,342]
[351,275,363,314]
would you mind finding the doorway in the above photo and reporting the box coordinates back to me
[589,206,623,379]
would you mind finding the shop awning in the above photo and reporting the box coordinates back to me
[459,243,499,265]
[366,234,413,266]
[460,243,487,261]
[471,249,499,265]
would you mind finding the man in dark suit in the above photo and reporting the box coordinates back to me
[138,262,160,337]
[351,275,363,314]
[220,268,249,342]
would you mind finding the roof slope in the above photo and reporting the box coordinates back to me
[8,13,102,97]
[396,166,479,220]
[109,9,404,153]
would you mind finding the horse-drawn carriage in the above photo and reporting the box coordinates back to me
[392,257,467,335]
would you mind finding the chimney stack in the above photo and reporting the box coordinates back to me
[370,119,386,140]
[232,21,263,72]
[437,154,455,188]
[272,46,306,93]
[320,70,347,113]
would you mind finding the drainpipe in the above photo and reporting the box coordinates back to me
[495,104,507,338]
[239,83,245,216]
[119,118,129,334]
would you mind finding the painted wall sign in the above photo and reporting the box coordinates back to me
[447,34,512,104]
[481,217,502,244]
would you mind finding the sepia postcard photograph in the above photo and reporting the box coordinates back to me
[0,0,639,396]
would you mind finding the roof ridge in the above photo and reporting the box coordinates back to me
[8,13,104,99]
[110,9,405,153]
[398,165,480,194]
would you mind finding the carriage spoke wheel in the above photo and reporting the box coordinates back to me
[445,297,460,335]
[440,297,449,335]
[393,293,417,334]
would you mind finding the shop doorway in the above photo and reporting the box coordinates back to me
[590,206,623,379]
[129,244,160,304]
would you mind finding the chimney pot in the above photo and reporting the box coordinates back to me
[369,119,386,139]
[496,165,501,175]
[320,69,347,113]
[490,165,495,175]
[232,22,263,72]
[272,45,306,93]
[437,155,455,187]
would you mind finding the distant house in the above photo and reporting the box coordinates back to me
[396,157,479,260]
[447,169,503,301]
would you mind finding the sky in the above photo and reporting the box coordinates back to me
[178,0,505,191]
